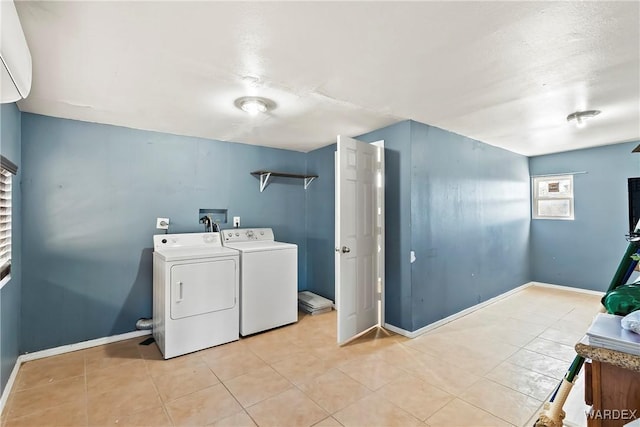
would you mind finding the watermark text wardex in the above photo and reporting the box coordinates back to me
[586,409,638,420]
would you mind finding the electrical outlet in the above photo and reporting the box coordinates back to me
[156,217,170,230]
[233,216,240,228]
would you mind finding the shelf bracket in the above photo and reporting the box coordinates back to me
[304,176,316,190]
[251,170,318,192]
[259,172,272,192]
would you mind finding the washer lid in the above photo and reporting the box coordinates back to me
[155,246,239,262]
[223,240,297,253]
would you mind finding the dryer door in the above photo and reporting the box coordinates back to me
[170,259,237,320]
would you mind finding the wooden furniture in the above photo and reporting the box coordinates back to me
[576,339,640,427]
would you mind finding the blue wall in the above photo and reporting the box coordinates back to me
[0,103,22,394]
[18,111,631,350]
[408,121,530,330]
[20,113,308,352]
[530,141,640,291]
[305,143,336,301]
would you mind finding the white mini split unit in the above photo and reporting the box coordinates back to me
[0,0,32,103]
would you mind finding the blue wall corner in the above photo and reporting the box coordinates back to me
[305,120,531,333]
[303,120,415,332]
[529,141,640,290]
[0,103,22,394]
[302,121,415,330]
[305,143,337,301]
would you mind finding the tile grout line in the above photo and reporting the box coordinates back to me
[2,373,88,423]
[195,351,258,427]
[287,368,342,420]
[139,347,177,427]
[450,394,527,427]
[410,302,586,425]
[468,302,589,426]
[3,290,602,427]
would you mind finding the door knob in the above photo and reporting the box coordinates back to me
[341,246,351,253]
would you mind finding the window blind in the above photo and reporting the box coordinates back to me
[0,155,18,175]
[0,168,12,280]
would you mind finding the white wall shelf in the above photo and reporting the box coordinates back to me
[250,170,318,192]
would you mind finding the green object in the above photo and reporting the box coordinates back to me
[562,240,639,385]
[609,241,640,292]
[602,283,640,315]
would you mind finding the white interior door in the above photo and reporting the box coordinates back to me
[335,135,384,345]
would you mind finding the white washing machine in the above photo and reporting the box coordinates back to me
[221,228,298,336]
[153,232,239,359]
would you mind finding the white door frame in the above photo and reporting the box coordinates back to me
[371,140,385,328]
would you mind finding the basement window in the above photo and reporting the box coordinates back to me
[0,155,18,288]
[532,175,574,220]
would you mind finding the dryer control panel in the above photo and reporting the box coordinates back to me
[153,232,223,251]
[222,228,275,243]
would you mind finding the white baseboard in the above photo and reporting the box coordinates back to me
[0,357,21,414]
[384,281,602,339]
[383,281,534,338]
[383,323,413,338]
[19,329,151,363]
[0,329,151,415]
[529,281,605,296]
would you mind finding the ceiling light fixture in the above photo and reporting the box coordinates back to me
[234,96,274,116]
[566,110,601,128]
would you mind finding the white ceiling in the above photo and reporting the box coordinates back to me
[14,1,640,156]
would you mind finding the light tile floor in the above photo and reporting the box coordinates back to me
[1,285,602,427]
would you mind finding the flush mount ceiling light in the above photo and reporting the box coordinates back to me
[566,110,601,128]
[234,96,275,116]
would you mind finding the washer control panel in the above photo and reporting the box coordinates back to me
[223,228,274,243]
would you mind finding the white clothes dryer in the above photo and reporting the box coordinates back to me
[221,228,297,336]
[153,232,239,359]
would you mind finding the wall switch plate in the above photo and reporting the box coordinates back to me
[233,216,240,228]
[156,217,170,229]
